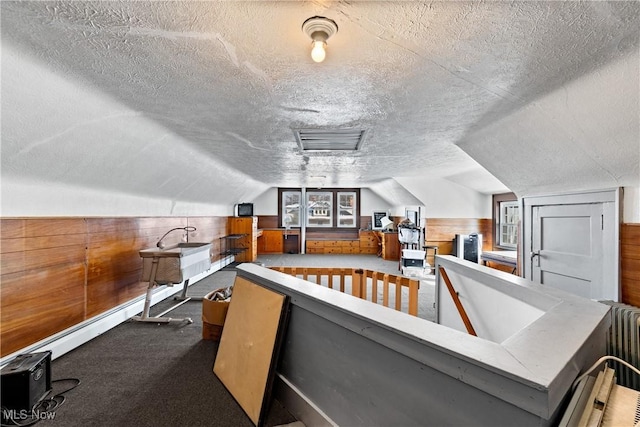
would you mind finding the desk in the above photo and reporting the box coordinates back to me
[481,250,517,274]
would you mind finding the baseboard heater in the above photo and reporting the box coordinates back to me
[601,300,640,391]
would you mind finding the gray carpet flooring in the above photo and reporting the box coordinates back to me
[45,270,294,427]
[39,254,434,427]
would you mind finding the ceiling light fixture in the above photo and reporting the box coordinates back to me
[302,16,338,63]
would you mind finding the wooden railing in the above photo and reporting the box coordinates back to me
[269,267,420,316]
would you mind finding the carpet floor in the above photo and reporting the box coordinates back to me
[37,254,434,427]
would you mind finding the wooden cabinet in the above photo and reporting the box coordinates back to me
[259,230,284,254]
[359,231,379,255]
[378,231,400,261]
[303,231,381,255]
[229,216,258,262]
[306,239,360,254]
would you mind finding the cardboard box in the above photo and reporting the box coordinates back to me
[402,249,426,259]
[202,289,230,340]
[203,322,224,341]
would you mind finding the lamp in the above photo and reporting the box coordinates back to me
[380,216,394,231]
[302,16,338,63]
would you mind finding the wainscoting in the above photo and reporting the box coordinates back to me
[621,223,640,307]
[0,216,228,357]
[3,216,636,359]
[424,218,493,267]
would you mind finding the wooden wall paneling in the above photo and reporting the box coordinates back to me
[257,216,279,229]
[1,261,86,356]
[187,216,228,241]
[1,216,230,357]
[86,218,167,317]
[621,224,640,307]
[425,218,492,256]
[86,216,230,317]
[1,218,88,356]
[188,216,229,259]
[424,219,477,241]
[1,234,87,275]
[1,218,87,239]
[360,215,373,230]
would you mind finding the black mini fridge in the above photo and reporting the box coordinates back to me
[452,233,482,263]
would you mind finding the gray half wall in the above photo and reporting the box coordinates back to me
[236,262,610,426]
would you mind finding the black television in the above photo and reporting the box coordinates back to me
[235,203,254,217]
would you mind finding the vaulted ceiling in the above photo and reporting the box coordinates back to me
[2,1,639,209]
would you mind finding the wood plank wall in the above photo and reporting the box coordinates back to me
[6,215,633,357]
[0,216,228,357]
[621,223,640,307]
[425,218,493,254]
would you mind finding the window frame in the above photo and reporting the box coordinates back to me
[306,191,334,228]
[278,188,360,231]
[492,192,519,250]
[281,190,302,228]
[337,191,357,228]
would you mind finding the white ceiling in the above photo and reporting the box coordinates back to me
[2,1,639,209]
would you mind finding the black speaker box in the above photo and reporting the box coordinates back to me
[1,351,52,411]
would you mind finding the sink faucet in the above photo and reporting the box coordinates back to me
[157,226,196,248]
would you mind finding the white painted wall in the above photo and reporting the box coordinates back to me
[438,267,549,344]
[1,44,268,217]
[360,188,393,217]
[250,187,278,216]
[624,186,640,223]
[458,52,639,199]
[396,176,492,218]
[0,177,231,217]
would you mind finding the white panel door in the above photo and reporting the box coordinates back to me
[531,203,604,299]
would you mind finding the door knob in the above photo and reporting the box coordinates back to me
[530,250,541,267]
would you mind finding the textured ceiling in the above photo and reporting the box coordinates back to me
[2,1,639,207]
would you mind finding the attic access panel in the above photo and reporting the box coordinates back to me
[294,128,367,152]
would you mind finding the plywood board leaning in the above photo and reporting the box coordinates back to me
[213,276,288,426]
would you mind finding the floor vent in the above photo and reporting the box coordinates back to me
[294,129,367,152]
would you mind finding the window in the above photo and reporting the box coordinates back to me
[281,191,302,228]
[493,193,519,249]
[498,201,519,248]
[278,188,360,230]
[337,192,356,227]
[307,191,333,227]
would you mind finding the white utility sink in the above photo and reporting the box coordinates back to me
[139,242,212,285]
